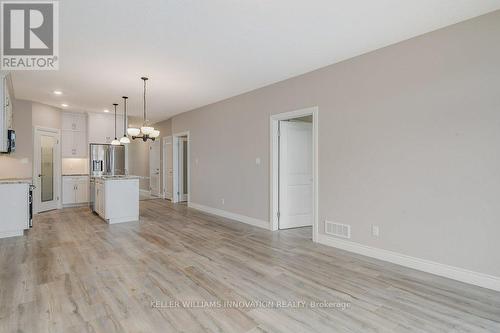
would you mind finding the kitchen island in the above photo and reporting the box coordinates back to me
[93,176,139,224]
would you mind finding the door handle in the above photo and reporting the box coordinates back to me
[38,174,42,177]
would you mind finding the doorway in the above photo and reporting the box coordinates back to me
[270,107,318,241]
[162,136,173,200]
[33,127,61,213]
[149,140,161,197]
[172,132,190,203]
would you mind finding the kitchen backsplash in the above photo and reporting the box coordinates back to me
[62,158,88,175]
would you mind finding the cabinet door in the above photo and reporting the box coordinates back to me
[74,131,87,157]
[75,180,89,203]
[61,130,75,157]
[62,179,76,205]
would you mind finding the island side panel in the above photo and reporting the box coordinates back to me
[104,179,139,224]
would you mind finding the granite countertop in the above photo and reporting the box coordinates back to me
[0,178,33,185]
[95,175,141,182]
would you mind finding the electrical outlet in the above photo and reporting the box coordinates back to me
[255,157,261,165]
[372,225,380,237]
[221,198,225,205]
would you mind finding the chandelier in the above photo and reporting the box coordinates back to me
[127,77,160,141]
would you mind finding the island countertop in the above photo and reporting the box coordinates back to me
[0,178,33,185]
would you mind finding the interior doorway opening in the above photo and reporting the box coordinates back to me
[270,108,318,241]
[149,140,161,197]
[162,136,173,200]
[172,132,190,203]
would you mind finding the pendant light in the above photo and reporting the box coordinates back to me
[110,103,121,145]
[128,77,160,141]
[120,96,130,144]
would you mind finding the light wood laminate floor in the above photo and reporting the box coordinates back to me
[1,200,499,333]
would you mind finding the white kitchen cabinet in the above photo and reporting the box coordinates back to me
[0,182,29,238]
[61,112,87,157]
[88,112,124,144]
[0,73,13,153]
[62,112,86,132]
[62,176,89,205]
[94,180,104,217]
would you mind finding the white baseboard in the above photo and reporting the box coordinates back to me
[107,216,139,224]
[0,230,24,239]
[317,233,500,292]
[188,202,270,230]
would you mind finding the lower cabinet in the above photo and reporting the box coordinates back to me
[62,176,89,205]
[94,181,105,218]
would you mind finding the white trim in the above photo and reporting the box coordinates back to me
[0,230,24,239]
[162,136,173,199]
[270,107,319,242]
[139,189,150,196]
[317,233,500,292]
[189,202,270,230]
[172,131,190,204]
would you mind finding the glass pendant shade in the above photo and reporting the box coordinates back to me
[141,126,154,135]
[127,127,140,136]
[120,136,130,144]
[150,130,160,138]
[111,139,121,145]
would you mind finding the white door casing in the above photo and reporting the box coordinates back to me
[279,120,313,229]
[162,136,173,199]
[33,127,61,213]
[270,107,318,240]
[149,140,161,197]
[178,137,188,202]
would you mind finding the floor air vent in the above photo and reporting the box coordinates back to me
[325,221,351,239]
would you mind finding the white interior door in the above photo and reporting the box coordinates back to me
[163,136,173,200]
[34,128,61,213]
[279,121,313,229]
[149,140,161,197]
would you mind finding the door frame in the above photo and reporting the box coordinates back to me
[149,140,161,197]
[172,131,190,203]
[33,126,62,213]
[270,107,318,241]
[162,136,173,200]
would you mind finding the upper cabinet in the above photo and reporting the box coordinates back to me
[0,73,13,153]
[62,112,87,157]
[88,112,124,144]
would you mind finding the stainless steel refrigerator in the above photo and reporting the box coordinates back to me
[89,144,126,210]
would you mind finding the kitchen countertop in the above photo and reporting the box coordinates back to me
[62,174,89,177]
[0,178,33,185]
[95,175,142,182]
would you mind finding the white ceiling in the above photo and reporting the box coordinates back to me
[10,0,500,122]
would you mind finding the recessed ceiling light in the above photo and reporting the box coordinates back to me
[53,90,62,95]
[61,104,68,107]
[103,109,109,113]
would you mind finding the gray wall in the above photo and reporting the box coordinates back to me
[168,11,500,277]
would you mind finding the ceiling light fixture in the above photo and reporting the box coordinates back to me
[120,96,130,144]
[61,103,68,107]
[127,77,159,141]
[53,90,62,95]
[111,103,121,146]
[103,109,109,113]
